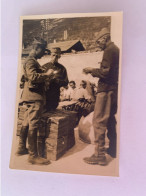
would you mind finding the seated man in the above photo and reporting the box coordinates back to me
[68,80,77,100]
[73,80,91,101]
[60,85,70,101]
[71,80,94,119]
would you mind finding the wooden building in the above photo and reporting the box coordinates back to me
[47,40,85,54]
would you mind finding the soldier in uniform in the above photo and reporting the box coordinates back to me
[16,38,55,165]
[83,28,119,165]
[42,47,69,111]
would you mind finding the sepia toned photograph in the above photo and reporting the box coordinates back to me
[10,12,123,176]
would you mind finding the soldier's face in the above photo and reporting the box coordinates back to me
[96,35,107,50]
[51,53,61,63]
[69,83,75,89]
[36,47,45,59]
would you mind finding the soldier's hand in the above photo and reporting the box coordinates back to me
[51,71,60,79]
[83,67,93,74]
[45,69,54,77]
[53,70,59,76]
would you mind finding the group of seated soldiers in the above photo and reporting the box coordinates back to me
[59,80,97,119]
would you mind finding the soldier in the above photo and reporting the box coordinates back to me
[42,47,69,111]
[83,28,119,165]
[16,38,55,165]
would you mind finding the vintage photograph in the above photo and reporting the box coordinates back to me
[10,12,123,176]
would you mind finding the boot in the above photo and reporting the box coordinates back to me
[28,156,51,165]
[28,129,50,165]
[83,134,107,166]
[83,145,107,165]
[16,126,28,156]
[83,154,106,165]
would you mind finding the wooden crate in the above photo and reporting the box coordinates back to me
[44,109,77,160]
[17,108,77,160]
[67,128,75,150]
[45,136,68,161]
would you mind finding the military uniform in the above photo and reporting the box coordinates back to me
[83,41,119,165]
[17,54,51,164]
[42,62,68,111]
[21,56,48,129]
[91,41,119,159]
[17,38,53,164]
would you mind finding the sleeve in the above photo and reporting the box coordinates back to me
[91,49,113,79]
[61,68,69,86]
[41,63,50,72]
[25,59,48,83]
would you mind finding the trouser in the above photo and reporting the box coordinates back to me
[93,90,117,157]
[21,101,44,157]
[22,101,44,129]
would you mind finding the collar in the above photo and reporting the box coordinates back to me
[106,41,113,48]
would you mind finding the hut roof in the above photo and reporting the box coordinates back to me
[47,40,82,52]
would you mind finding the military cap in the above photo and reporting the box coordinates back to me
[32,38,47,49]
[51,47,61,54]
[95,28,110,41]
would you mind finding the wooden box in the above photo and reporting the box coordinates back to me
[67,128,75,150]
[44,109,77,160]
[45,136,68,161]
[17,108,77,160]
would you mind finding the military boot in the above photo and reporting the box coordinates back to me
[83,133,107,166]
[16,126,28,156]
[83,154,106,165]
[28,129,50,165]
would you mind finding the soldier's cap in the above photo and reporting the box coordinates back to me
[32,38,47,49]
[95,28,110,41]
[51,47,61,54]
